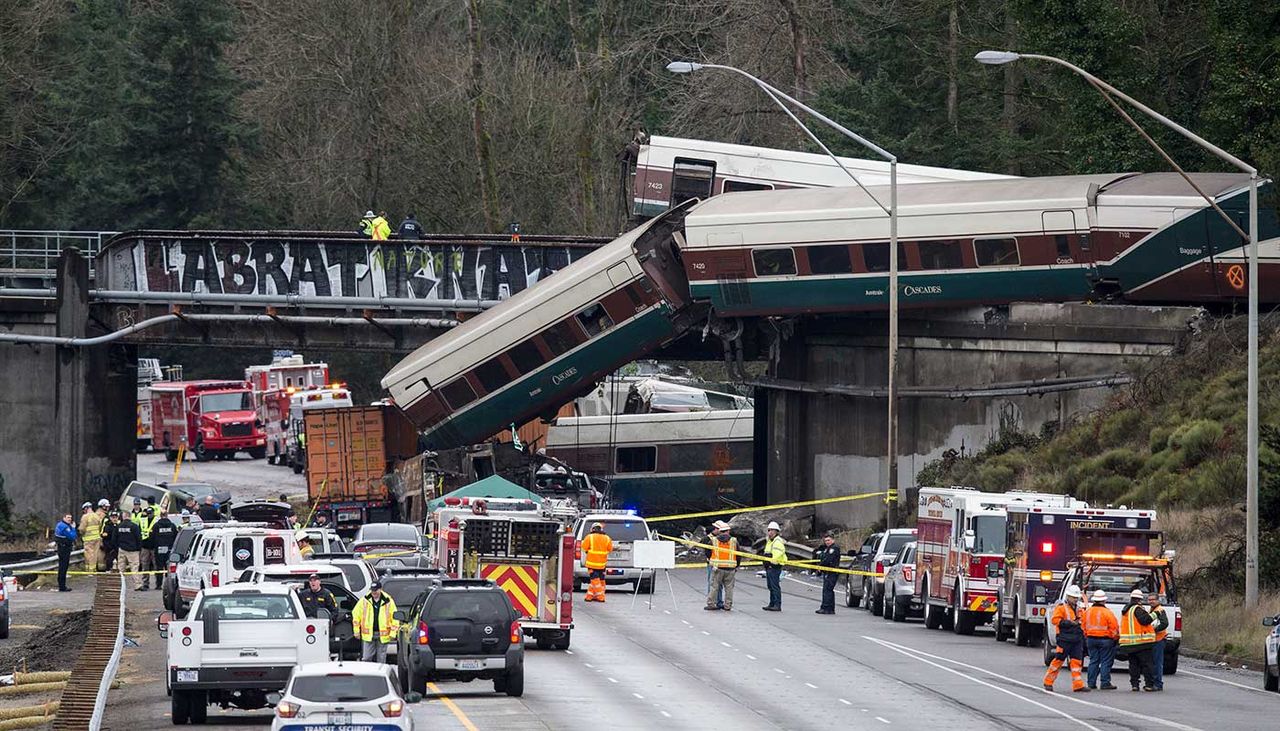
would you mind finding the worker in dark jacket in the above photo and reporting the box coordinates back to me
[113,513,145,590]
[396,213,424,240]
[1118,589,1159,691]
[197,496,222,522]
[298,574,340,619]
[53,513,78,591]
[152,512,179,567]
[814,532,842,614]
[100,511,119,571]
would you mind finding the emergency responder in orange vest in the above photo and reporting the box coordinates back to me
[580,523,613,603]
[1043,585,1089,692]
[1118,589,1159,691]
[1084,589,1119,689]
[1146,592,1170,690]
[705,525,739,611]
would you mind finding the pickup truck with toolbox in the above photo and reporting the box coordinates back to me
[157,585,331,724]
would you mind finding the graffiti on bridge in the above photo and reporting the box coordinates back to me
[123,238,598,302]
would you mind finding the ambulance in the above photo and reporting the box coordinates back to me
[428,497,575,650]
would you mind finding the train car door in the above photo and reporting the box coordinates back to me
[671,158,716,208]
[1172,208,1219,298]
[1043,210,1083,266]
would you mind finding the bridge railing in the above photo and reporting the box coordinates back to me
[0,230,117,274]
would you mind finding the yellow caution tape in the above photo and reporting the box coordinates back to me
[29,570,165,576]
[656,533,882,578]
[647,490,897,523]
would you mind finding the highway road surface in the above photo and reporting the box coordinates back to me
[136,451,306,504]
[102,564,1276,730]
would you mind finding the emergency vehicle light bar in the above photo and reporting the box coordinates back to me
[1080,552,1164,562]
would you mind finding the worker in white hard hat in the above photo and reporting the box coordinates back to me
[705,521,732,609]
[761,521,786,612]
[1043,584,1088,692]
[1083,588,1119,689]
[78,500,103,573]
[1118,589,1159,691]
[295,529,315,559]
[358,210,376,238]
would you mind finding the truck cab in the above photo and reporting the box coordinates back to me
[158,585,330,722]
[1045,556,1181,674]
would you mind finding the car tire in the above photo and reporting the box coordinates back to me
[869,584,884,616]
[994,600,1011,642]
[893,595,908,622]
[267,454,277,465]
[1164,648,1179,676]
[248,447,266,460]
[193,441,209,462]
[171,689,190,724]
[1266,656,1279,692]
[504,665,525,697]
[882,589,894,621]
[844,577,860,608]
[165,450,178,462]
[188,690,207,724]
[553,631,571,650]
[535,633,553,650]
[292,460,304,475]
[408,667,427,695]
[1043,633,1054,667]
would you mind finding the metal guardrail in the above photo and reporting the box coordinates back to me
[0,230,116,274]
[0,549,84,575]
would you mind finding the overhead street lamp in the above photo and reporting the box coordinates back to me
[976,50,1263,607]
[667,60,901,526]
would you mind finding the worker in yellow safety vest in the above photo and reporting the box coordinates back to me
[78,501,103,573]
[580,522,614,603]
[352,581,399,663]
[371,211,391,241]
[1118,589,1159,691]
[705,525,739,611]
[762,521,786,611]
[358,210,376,238]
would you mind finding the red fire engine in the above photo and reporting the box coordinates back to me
[244,355,332,465]
[428,498,575,650]
[149,380,266,461]
[915,487,1083,634]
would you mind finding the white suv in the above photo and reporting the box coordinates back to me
[572,511,652,593]
[176,526,302,613]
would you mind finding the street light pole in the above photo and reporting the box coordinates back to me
[667,61,900,525]
[976,50,1262,606]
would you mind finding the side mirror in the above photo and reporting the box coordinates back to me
[392,610,407,622]
[1264,616,1277,627]
[157,610,173,639]
[266,692,282,705]
[963,529,976,552]
[404,691,423,704]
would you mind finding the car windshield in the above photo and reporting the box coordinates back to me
[591,520,649,543]
[334,563,368,593]
[971,516,1006,554]
[194,594,297,620]
[290,674,389,703]
[381,578,436,607]
[123,482,166,507]
[357,524,420,542]
[881,532,913,557]
[200,392,252,412]
[1084,567,1162,596]
[427,591,509,623]
[171,483,218,498]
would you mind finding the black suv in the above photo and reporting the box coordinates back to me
[394,579,524,697]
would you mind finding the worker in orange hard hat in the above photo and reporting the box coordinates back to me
[580,522,613,603]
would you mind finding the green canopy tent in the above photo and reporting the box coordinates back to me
[427,474,543,512]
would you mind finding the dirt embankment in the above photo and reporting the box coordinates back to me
[0,609,91,674]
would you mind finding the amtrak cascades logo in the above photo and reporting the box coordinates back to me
[903,284,942,297]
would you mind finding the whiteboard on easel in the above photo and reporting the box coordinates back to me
[631,540,676,570]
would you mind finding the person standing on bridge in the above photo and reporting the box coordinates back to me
[762,522,786,612]
[1043,584,1088,692]
[814,532,842,614]
[358,210,376,238]
[705,523,739,611]
[1118,589,1159,691]
[396,213,424,240]
[53,513,78,591]
[353,581,398,663]
[371,211,392,241]
[580,522,614,603]
[78,501,102,574]
[1084,589,1119,690]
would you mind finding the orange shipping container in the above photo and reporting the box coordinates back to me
[305,405,419,503]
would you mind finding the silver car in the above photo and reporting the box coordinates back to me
[882,541,923,622]
[1264,613,1280,692]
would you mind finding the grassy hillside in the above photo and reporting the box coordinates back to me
[916,313,1280,658]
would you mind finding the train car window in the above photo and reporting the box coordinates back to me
[616,446,657,473]
[671,158,716,206]
[974,238,1020,267]
[807,245,853,275]
[474,358,510,394]
[440,377,479,409]
[752,248,797,277]
[723,179,773,193]
[508,340,544,374]
[862,243,910,272]
[1056,234,1074,258]
[918,241,963,270]
[540,322,580,356]
[575,303,614,337]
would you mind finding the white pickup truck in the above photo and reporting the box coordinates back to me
[158,584,330,724]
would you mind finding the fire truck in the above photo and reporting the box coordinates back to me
[996,503,1160,647]
[427,497,575,650]
[149,380,267,461]
[916,487,1082,635]
[136,358,164,451]
[244,355,333,465]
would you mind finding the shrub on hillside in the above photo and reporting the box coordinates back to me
[1098,409,1145,448]
[1168,419,1225,467]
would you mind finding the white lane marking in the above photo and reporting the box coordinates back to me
[584,662,594,668]
[746,654,757,660]
[804,682,818,689]
[875,717,891,725]
[863,636,1202,731]
[701,630,711,635]
[661,711,672,718]
[773,667,786,674]
[681,620,691,625]
[633,692,645,700]
[607,677,618,684]
[839,699,851,705]
[784,576,820,588]
[1180,668,1269,693]
[664,610,671,615]
[862,636,1102,731]
[565,649,574,655]
[720,641,732,648]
